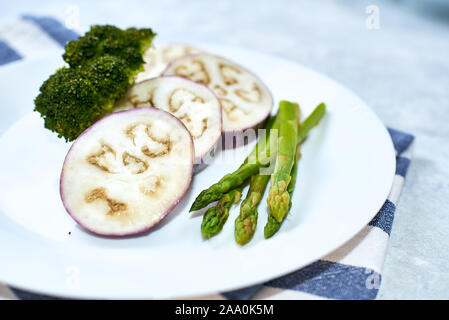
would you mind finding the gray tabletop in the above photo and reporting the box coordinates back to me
[2,0,449,299]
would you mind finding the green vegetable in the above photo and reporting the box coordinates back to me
[234,107,302,245]
[189,114,280,212]
[63,25,155,70]
[34,25,156,142]
[235,173,270,245]
[264,102,327,237]
[264,215,281,239]
[297,102,326,144]
[83,55,132,102]
[267,101,300,223]
[201,188,243,239]
[264,146,300,238]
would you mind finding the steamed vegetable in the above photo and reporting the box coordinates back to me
[163,53,273,133]
[267,101,300,223]
[189,114,281,212]
[235,106,300,245]
[60,108,193,236]
[114,76,222,163]
[35,25,156,142]
[136,44,202,82]
[192,102,326,241]
[201,188,243,239]
[264,103,326,237]
[234,173,270,245]
[63,25,155,69]
[296,103,327,144]
[264,146,300,238]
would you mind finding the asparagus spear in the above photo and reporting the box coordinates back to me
[193,100,327,241]
[235,103,304,245]
[201,187,243,238]
[264,103,327,237]
[264,146,301,238]
[190,114,281,212]
[234,173,270,245]
[297,102,326,144]
[267,101,300,223]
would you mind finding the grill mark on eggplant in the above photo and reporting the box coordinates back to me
[126,123,172,158]
[122,152,148,174]
[174,60,210,85]
[86,143,116,173]
[143,124,172,157]
[219,98,250,120]
[127,90,155,108]
[85,187,128,216]
[178,116,208,139]
[213,84,228,97]
[218,63,241,85]
[139,175,163,197]
[168,89,208,139]
[168,88,205,113]
[235,84,262,103]
[161,46,198,64]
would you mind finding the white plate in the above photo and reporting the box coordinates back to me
[0,44,395,299]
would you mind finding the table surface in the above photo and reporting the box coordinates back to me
[1,0,448,299]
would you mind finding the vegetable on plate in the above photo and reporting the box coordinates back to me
[190,101,326,243]
[264,144,301,238]
[35,25,156,142]
[264,102,326,238]
[201,187,243,239]
[234,173,270,245]
[266,101,300,223]
[114,76,222,165]
[189,113,281,212]
[163,53,273,134]
[136,44,202,82]
[60,108,194,236]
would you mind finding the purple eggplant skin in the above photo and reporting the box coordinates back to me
[59,107,194,237]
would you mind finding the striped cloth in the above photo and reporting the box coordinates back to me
[0,15,414,300]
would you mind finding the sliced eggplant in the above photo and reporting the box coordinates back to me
[162,53,273,133]
[115,76,222,164]
[136,44,202,82]
[60,108,194,236]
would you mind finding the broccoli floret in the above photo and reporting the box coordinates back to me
[35,25,156,141]
[83,55,133,103]
[63,25,155,71]
[35,67,103,141]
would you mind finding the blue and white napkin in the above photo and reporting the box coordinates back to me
[0,15,414,300]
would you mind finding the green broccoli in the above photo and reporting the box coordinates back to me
[83,54,133,103]
[63,25,155,70]
[34,25,156,142]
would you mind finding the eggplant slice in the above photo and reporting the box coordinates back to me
[60,108,194,236]
[136,44,202,82]
[163,53,273,133]
[115,76,222,164]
